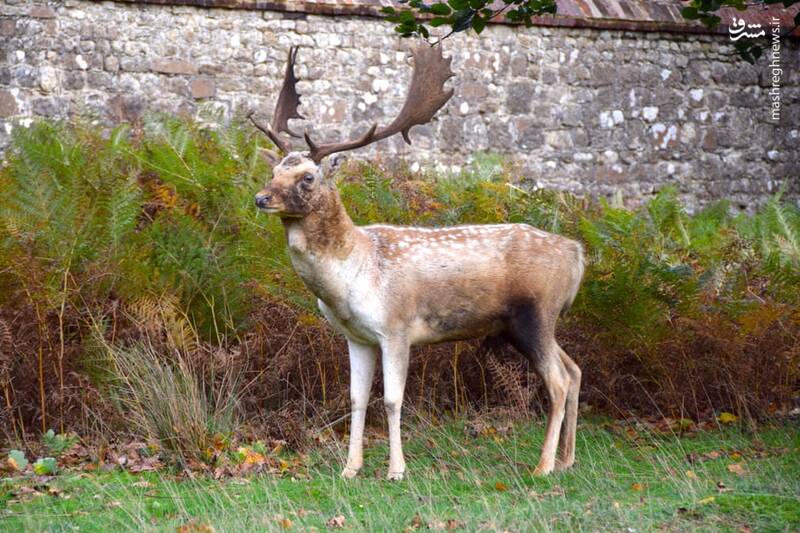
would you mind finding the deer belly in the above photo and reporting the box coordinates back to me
[410,297,505,344]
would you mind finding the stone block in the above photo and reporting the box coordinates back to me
[0,90,18,117]
[190,78,215,99]
[151,59,198,76]
[507,81,534,115]
[29,5,56,18]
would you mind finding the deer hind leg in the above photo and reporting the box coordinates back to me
[507,305,570,476]
[532,342,569,475]
[555,346,581,471]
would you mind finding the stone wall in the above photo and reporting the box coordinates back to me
[1,0,798,210]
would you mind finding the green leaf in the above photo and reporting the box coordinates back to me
[33,457,58,475]
[681,6,699,19]
[452,8,475,31]
[472,15,487,33]
[430,3,452,15]
[399,10,416,22]
[448,0,470,9]
[699,13,721,29]
[7,450,28,471]
[430,16,450,27]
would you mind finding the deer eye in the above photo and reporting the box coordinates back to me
[302,173,315,184]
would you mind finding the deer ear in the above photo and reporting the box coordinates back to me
[325,154,347,175]
[259,147,281,166]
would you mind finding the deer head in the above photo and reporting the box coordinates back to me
[253,45,454,218]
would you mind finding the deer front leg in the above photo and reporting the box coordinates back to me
[342,339,378,479]
[381,336,410,481]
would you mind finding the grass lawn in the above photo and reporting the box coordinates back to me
[2,417,798,532]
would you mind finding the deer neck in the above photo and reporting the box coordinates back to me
[282,188,359,261]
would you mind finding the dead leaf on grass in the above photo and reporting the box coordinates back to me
[529,486,565,500]
[426,518,464,530]
[176,521,215,533]
[327,514,346,528]
[727,463,746,476]
[408,513,423,530]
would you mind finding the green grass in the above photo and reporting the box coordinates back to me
[2,418,798,531]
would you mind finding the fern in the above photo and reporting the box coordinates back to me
[487,354,532,416]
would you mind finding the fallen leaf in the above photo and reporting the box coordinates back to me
[529,486,566,500]
[718,412,739,424]
[494,481,508,492]
[409,514,423,529]
[327,514,346,528]
[631,482,644,491]
[716,481,732,493]
[7,450,28,472]
[33,457,57,476]
[727,463,746,476]
[445,519,464,530]
[685,470,697,479]
[698,496,715,505]
[686,449,722,465]
[277,517,292,529]
[176,521,215,533]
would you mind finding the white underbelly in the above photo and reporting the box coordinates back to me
[317,299,383,345]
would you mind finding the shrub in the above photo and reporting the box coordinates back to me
[0,116,797,443]
[99,336,243,466]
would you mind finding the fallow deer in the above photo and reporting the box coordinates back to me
[251,45,584,480]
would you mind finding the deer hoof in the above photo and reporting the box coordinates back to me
[533,464,554,476]
[341,467,360,479]
[386,471,405,481]
[554,460,574,472]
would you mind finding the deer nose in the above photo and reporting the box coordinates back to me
[255,192,272,208]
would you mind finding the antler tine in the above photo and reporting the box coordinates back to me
[304,124,378,161]
[248,111,290,154]
[305,45,454,163]
[250,46,304,154]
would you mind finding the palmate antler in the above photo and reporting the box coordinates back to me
[252,45,454,163]
[248,46,303,154]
